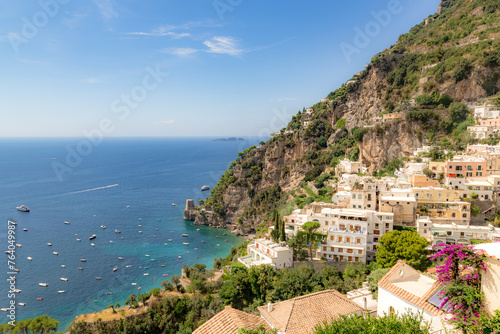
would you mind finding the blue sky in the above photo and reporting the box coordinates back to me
[0,0,441,137]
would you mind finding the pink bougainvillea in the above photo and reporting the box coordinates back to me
[430,244,487,333]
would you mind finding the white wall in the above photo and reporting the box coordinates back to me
[377,287,444,332]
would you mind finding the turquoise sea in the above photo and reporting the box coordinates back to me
[0,137,256,330]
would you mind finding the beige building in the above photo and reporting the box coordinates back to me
[379,189,416,226]
[238,239,293,269]
[409,174,440,187]
[382,112,403,120]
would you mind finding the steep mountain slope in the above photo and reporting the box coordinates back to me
[191,0,500,232]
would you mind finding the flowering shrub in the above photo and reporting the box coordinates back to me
[431,244,487,333]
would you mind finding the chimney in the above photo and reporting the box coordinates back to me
[363,297,367,310]
[268,302,273,312]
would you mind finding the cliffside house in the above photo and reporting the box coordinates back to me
[192,305,271,334]
[258,289,363,334]
[377,260,448,333]
[238,238,293,270]
[316,209,394,263]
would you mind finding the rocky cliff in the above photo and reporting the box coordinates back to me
[191,0,500,232]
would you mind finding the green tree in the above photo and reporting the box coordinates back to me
[238,325,277,334]
[376,230,430,270]
[27,315,59,333]
[287,234,307,261]
[303,221,321,261]
[367,268,390,300]
[314,311,430,334]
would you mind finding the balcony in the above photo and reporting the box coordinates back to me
[329,228,366,234]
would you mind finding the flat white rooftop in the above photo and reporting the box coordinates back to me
[474,243,500,259]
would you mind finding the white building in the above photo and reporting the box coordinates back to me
[460,179,494,200]
[317,209,394,263]
[332,191,351,205]
[474,243,500,314]
[474,104,500,119]
[238,238,293,269]
[377,261,449,333]
[336,159,364,174]
[467,125,495,139]
[417,218,500,246]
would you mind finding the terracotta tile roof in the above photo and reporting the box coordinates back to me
[193,306,270,334]
[257,289,363,334]
[378,260,444,316]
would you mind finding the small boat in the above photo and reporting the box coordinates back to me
[201,185,210,191]
[53,252,58,255]
[143,273,149,276]
[118,257,124,260]
[183,242,189,246]
[91,243,95,247]
[110,241,113,243]
[96,277,101,280]
[178,256,182,259]
[194,248,199,251]
[138,287,141,290]
[78,267,83,270]
[13,289,21,293]
[164,243,168,245]
[23,228,28,231]
[126,205,130,208]
[172,203,177,206]
[216,236,220,238]
[16,244,22,247]
[10,222,17,225]
[58,290,65,293]
[80,259,86,262]
[47,243,52,246]
[113,266,118,272]
[139,218,142,221]
[131,283,137,286]
[216,244,220,247]
[223,233,227,236]
[201,241,205,243]
[115,230,121,234]
[138,224,142,227]
[61,265,66,268]
[101,225,106,229]
[27,257,32,261]
[16,205,30,212]
[36,298,43,301]
[0,308,7,312]
[224,239,228,242]
[182,234,189,237]
[38,283,48,287]
[168,239,173,242]
[64,221,70,225]
[89,235,96,240]
[161,264,166,267]
[106,292,112,295]
[60,278,68,281]
[145,254,150,257]
[126,265,132,268]
[196,228,200,231]
[163,274,168,276]
[18,303,26,306]
[138,231,143,234]
[13,268,20,272]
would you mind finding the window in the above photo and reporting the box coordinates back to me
[331,247,334,252]
[347,249,353,254]
[338,248,343,253]
[358,194,362,199]
[348,256,352,261]
[346,237,351,243]
[456,165,462,171]
[463,213,467,218]
[476,172,482,176]
[330,236,334,241]
[478,165,482,171]
[452,213,456,218]
[358,249,362,254]
[323,246,327,251]
[354,257,359,262]
[368,194,372,201]
[338,236,342,242]
[352,194,356,199]
[461,232,464,237]
[447,231,452,236]
[374,230,380,235]
[374,237,379,242]
[467,165,472,171]
[356,238,361,244]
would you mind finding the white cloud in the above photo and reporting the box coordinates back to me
[93,0,118,20]
[83,77,103,84]
[159,20,222,31]
[126,31,190,39]
[155,120,175,125]
[277,97,298,102]
[203,36,242,56]
[160,47,198,56]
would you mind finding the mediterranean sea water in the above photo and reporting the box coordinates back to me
[0,137,256,330]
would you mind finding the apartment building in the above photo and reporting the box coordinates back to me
[413,187,470,225]
[379,189,417,226]
[317,209,394,263]
[238,239,293,269]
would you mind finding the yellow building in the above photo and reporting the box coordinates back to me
[413,187,470,224]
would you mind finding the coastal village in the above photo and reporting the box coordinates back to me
[190,101,500,333]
